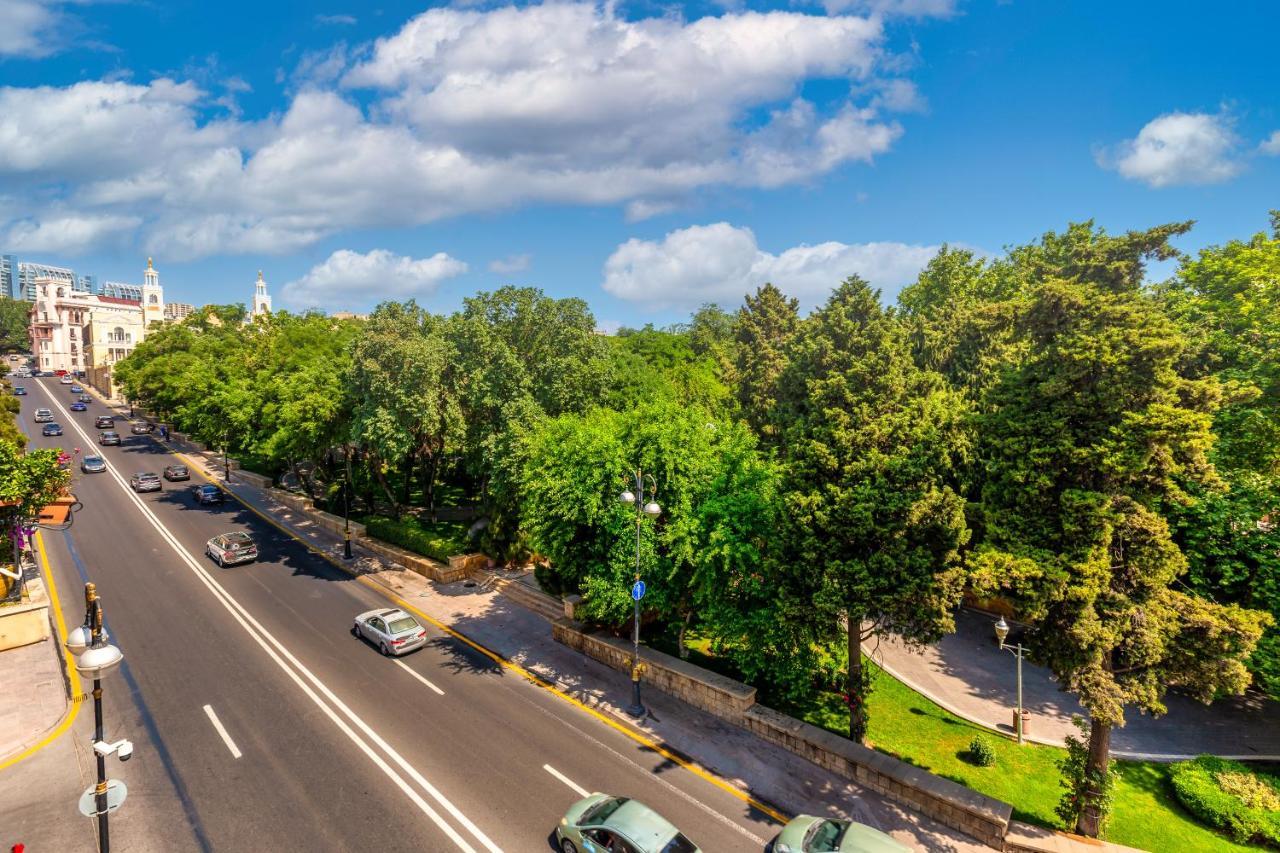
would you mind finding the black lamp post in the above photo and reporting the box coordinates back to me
[619,469,660,718]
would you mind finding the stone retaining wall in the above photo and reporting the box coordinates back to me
[0,574,51,651]
[234,470,273,490]
[551,619,1013,848]
[358,536,466,584]
[449,553,490,573]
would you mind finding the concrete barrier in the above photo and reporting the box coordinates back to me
[234,470,273,490]
[0,574,51,651]
[358,536,466,583]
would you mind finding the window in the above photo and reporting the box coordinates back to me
[388,617,418,633]
[368,618,385,633]
[149,294,158,304]
[57,287,64,297]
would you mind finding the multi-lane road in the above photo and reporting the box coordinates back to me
[2,374,965,852]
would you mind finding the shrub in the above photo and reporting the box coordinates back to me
[1170,755,1280,847]
[365,516,469,563]
[968,735,995,767]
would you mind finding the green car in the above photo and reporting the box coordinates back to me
[773,815,911,853]
[557,794,699,853]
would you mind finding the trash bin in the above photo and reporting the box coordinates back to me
[1014,708,1030,736]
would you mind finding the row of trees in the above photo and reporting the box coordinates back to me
[115,215,1280,837]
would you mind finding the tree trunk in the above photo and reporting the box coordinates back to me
[400,452,415,507]
[1075,718,1112,837]
[847,625,867,743]
[677,610,693,659]
[371,456,400,519]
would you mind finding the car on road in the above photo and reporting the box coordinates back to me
[69,384,83,393]
[81,455,107,474]
[556,795,698,853]
[772,815,910,853]
[164,464,190,481]
[33,408,54,423]
[205,532,258,567]
[190,484,224,505]
[352,608,429,657]
[12,386,25,395]
[59,375,73,385]
[99,431,121,446]
[70,401,87,411]
[41,423,63,436]
[130,422,154,435]
[130,472,162,492]
[78,394,92,403]
[95,415,114,429]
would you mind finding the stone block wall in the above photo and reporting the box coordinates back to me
[359,536,466,584]
[448,553,490,573]
[235,470,273,490]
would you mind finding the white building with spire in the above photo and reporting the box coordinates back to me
[252,270,272,317]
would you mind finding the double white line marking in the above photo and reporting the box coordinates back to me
[40,384,500,852]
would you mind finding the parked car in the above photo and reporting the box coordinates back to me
[70,401,87,412]
[131,422,154,435]
[69,384,83,393]
[352,608,428,657]
[772,815,910,853]
[12,386,25,395]
[81,455,107,474]
[41,423,63,436]
[191,484,224,505]
[556,796,698,853]
[205,532,258,567]
[78,394,92,403]
[99,431,121,446]
[130,472,162,492]
[33,408,54,423]
[94,415,114,429]
[163,464,190,481]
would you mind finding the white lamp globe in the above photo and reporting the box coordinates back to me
[642,501,661,518]
[75,643,124,678]
[619,490,636,504]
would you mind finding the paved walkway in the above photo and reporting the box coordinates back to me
[869,608,1280,760]
[0,636,69,764]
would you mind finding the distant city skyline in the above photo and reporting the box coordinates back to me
[1,1,1276,327]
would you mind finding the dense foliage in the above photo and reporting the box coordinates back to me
[113,216,1280,840]
[1170,756,1280,847]
[0,298,28,354]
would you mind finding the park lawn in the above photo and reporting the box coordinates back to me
[782,663,1257,853]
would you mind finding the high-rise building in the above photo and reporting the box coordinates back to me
[18,262,75,301]
[252,270,272,317]
[164,302,196,322]
[0,255,16,299]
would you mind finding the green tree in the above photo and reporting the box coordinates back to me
[0,439,71,553]
[969,255,1270,836]
[774,276,971,743]
[0,298,28,353]
[604,326,732,414]
[734,283,798,442]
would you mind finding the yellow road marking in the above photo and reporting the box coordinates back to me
[0,531,85,771]
[154,440,790,826]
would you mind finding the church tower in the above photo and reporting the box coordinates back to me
[252,270,272,317]
[141,257,165,327]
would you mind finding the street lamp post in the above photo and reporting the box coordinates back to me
[619,470,660,718]
[994,617,1026,745]
[67,582,125,852]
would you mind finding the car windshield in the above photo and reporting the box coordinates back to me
[170,466,187,473]
[103,432,117,437]
[85,457,102,464]
[661,834,697,853]
[200,486,218,495]
[803,819,848,852]
[581,797,628,825]
[389,617,419,633]
[223,533,253,546]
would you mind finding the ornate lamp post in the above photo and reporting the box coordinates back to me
[619,470,660,718]
[994,616,1026,745]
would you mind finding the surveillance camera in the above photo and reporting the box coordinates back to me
[118,740,133,761]
[93,738,134,761]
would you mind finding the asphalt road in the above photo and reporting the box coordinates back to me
[11,376,786,852]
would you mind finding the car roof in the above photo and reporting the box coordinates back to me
[196,484,219,492]
[219,531,253,543]
[601,800,680,848]
[134,471,159,477]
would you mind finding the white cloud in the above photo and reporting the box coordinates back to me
[1260,130,1280,156]
[4,214,140,253]
[282,248,468,310]
[0,4,918,257]
[0,0,65,58]
[821,0,957,17]
[1101,112,1242,188]
[488,254,531,274]
[602,222,937,310]
[316,13,357,25]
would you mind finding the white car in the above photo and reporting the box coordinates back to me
[33,408,54,423]
[352,608,428,656]
[205,532,258,567]
[59,375,73,384]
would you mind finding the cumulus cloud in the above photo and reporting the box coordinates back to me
[602,222,937,310]
[1260,131,1280,156]
[283,248,467,310]
[0,0,67,58]
[1100,112,1242,188]
[4,214,140,254]
[488,254,531,274]
[0,4,919,257]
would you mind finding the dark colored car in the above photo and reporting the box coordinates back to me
[163,464,190,481]
[131,422,154,435]
[78,394,92,403]
[70,401,87,412]
[99,431,121,446]
[41,423,63,436]
[94,415,114,429]
[129,472,162,493]
[81,455,107,474]
[12,386,25,396]
[191,484,224,505]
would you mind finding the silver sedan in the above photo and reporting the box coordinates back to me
[352,608,428,656]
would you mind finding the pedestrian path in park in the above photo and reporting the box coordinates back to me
[868,608,1280,760]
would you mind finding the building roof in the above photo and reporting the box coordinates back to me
[96,295,142,306]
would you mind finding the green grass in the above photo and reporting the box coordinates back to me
[363,515,471,562]
[776,664,1259,853]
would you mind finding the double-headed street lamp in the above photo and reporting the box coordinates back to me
[67,582,126,852]
[619,470,660,718]
[994,616,1026,745]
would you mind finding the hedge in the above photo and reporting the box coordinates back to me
[1169,755,1280,847]
[364,515,469,564]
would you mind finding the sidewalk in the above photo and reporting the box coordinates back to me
[0,636,70,764]
[869,608,1280,760]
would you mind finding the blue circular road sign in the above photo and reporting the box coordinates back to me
[631,580,646,601]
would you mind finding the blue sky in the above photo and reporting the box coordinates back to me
[1,0,1277,329]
